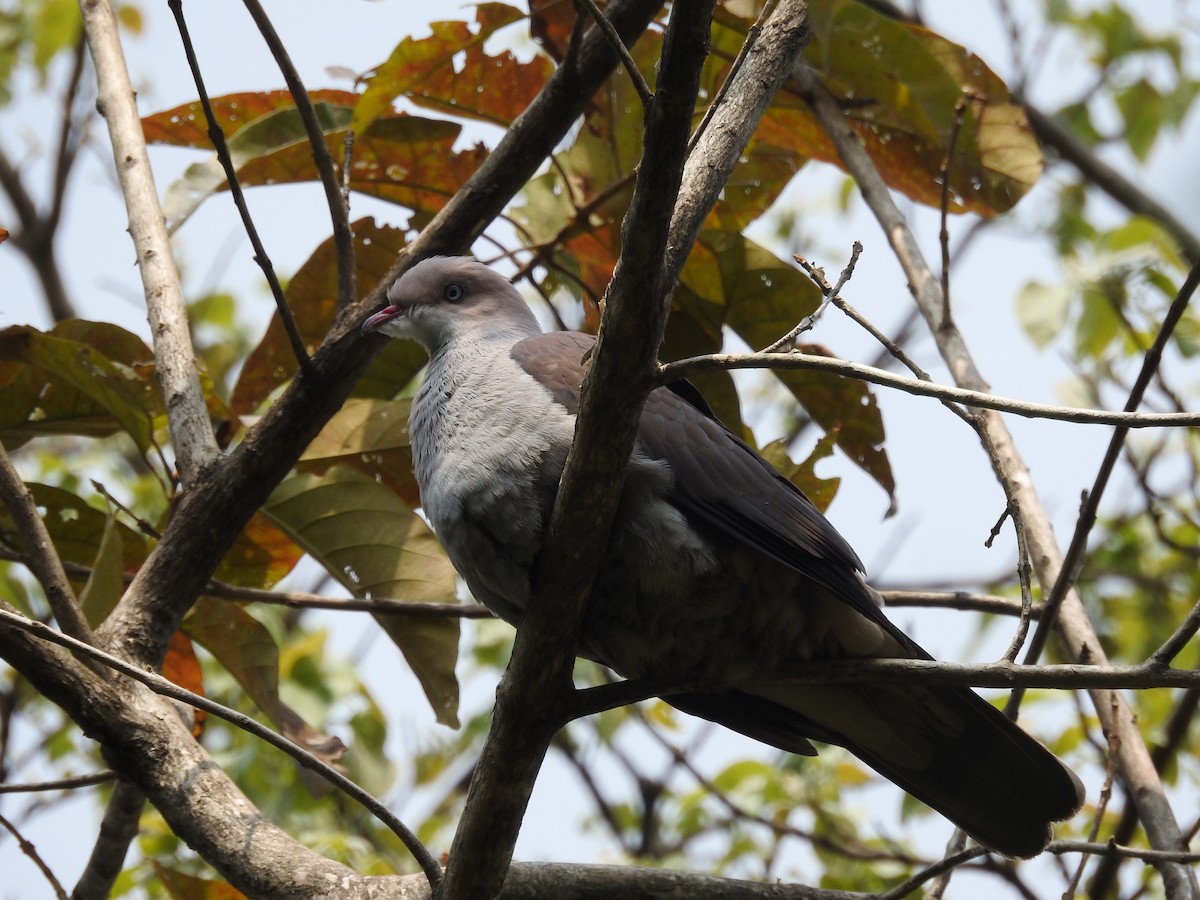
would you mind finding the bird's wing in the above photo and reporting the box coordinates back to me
[510,331,917,646]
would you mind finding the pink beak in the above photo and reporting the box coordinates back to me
[360,305,403,335]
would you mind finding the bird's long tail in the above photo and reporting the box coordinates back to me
[673,682,1083,858]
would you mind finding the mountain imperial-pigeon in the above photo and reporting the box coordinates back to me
[361,255,1083,858]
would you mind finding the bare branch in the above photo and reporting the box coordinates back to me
[0,771,114,793]
[167,0,312,375]
[1148,597,1200,668]
[1024,104,1200,263]
[881,590,1038,618]
[658,350,1200,428]
[240,0,356,312]
[0,605,443,890]
[1022,260,1200,667]
[441,7,722,897]
[0,811,68,900]
[576,0,653,107]
[79,0,219,484]
[71,780,145,900]
[769,242,863,352]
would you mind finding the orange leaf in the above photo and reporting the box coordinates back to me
[162,631,206,738]
[141,89,358,149]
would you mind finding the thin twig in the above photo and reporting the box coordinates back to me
[0,606,443,891]
[881,590,1040,618]
[240,0,356,312]
[1148,597,1200,668]
[920,828,968,900]
[688,0,783,154]
[657,351,1200,428]
[1002,502,1035,663]
[878,846,988,900]
[0,812,68,900]
[937,94,970,326]
[0,771,115,793]
[575,0,653,107]
[1064,695,1122,899]
[166,0,313,375]
[1048,840,1200,865]
[766,242,863,352]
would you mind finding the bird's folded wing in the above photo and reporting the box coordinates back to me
[511,331,920,653]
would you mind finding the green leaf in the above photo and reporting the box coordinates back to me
[1115,78,1164,161]
[299,397,420,508]
[1016,281,1072,348]
[0,482,148,574]
[79,513,125,627]
[0,323,163,454]
[159,100,354,228]
[262,466,460,726]
[31,0,79,72]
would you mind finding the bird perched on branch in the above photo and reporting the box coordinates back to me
[361,255,1082,858]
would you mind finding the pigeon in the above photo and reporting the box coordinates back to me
[361,255,1083,858]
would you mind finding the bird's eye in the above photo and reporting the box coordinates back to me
[443,282,465,303]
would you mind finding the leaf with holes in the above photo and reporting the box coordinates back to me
[354,3,548,134]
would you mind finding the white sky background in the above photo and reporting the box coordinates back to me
[1,1,1199,896]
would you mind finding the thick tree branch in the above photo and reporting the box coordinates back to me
[71,780,145,900]
[794,62,1199,898]
[96,0,666,672]
[78,0,219,485]
[6,4,668,897]
[440,7,721,898]
[0,605,442,890]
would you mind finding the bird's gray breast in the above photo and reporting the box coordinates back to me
[409,346,573,622]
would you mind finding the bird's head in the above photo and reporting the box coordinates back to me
[361,256,541,352]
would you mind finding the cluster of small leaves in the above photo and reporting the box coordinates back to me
[1016,216,1196,378]
[1049,0,1200,163]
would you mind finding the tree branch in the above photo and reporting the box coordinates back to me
[793,61,1199,897]
[1023,103,1200,263]
[95,0,666,672]
[78,0,220,485]
[0,605,443,890]
[1021,260,1200,669]
[440,6,721,897]
[167,0,312,374]
[658,351,1200,427]
[240,0,356,312]
[71,780,145,900]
